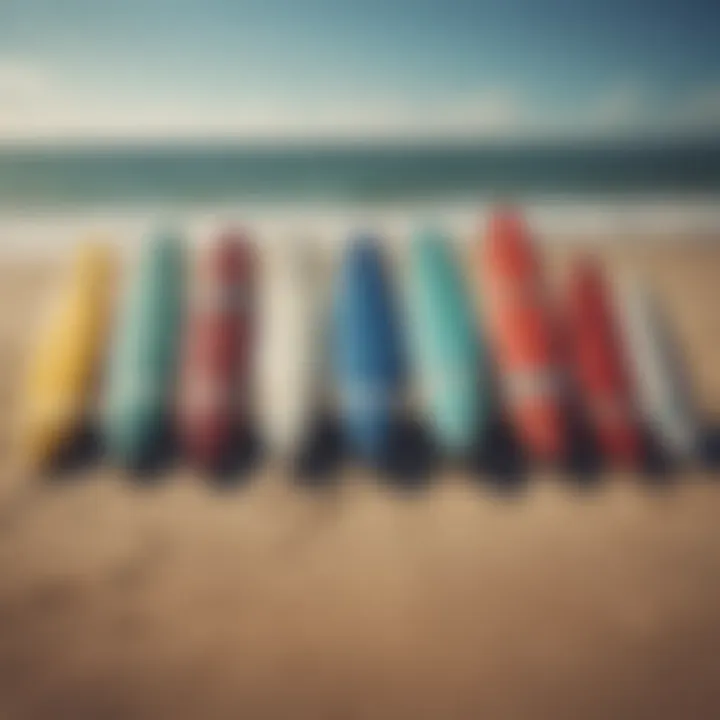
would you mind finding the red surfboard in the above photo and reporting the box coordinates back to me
[478,207,567,463]
[564,259,642,466]
[177,232,255,470]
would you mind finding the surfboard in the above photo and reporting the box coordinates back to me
[620,282,700,461]
[257,240,322,459]
[332,235,404,464]
[176,232,254,470]
[406,229,488,456]
[564,259,643,466]
[478,207,567,463]
[21,241,115,468]
[103,233,185,469]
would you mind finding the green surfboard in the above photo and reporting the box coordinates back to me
[103,233,185,468]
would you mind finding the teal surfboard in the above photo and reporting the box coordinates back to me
[406,229,488,455]
[103,233,185,468]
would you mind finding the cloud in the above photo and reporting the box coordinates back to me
[0,68,719,143]
[669,86,720,131]
[0,58,523,141]
[578,82,720,137]
[583,83,646,129]
[0,89,524,142]
[0,59,49,110]
[418,89,521,135]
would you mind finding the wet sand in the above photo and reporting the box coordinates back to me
[1,239,719,720]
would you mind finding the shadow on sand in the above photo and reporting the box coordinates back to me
[559,409,604,490]
[45,424,105,481]
[292,413,346,489]
[379,416,439,491]
[699,419,720,472]
[195,427,265,491]
[466,415,529,495]
[41,408,717,492]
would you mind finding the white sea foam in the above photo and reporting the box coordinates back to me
[1,197,719,259]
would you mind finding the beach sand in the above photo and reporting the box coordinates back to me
[1,238,719,720]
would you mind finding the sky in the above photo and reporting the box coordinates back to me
[1,0,719,142]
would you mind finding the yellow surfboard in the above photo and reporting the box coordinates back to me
[20,241,115,468]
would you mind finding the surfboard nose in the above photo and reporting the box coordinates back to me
[485,206,540,280]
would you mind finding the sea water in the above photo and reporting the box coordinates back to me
[1,141,720,255]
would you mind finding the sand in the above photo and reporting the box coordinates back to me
[1,238,719,720]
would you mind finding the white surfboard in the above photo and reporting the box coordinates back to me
[257,240,323,458]
[620,282,700,460]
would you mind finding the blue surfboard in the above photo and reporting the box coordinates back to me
[406,229,487,455]
[332,236,404,464]
[103,232,185,468]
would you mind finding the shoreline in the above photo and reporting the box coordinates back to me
[2,197,720,260]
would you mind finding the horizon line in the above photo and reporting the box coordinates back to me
[2,132,720,152]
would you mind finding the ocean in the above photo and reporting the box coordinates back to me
[1,141,720,253]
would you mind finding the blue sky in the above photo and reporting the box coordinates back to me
[1,0,719,141]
